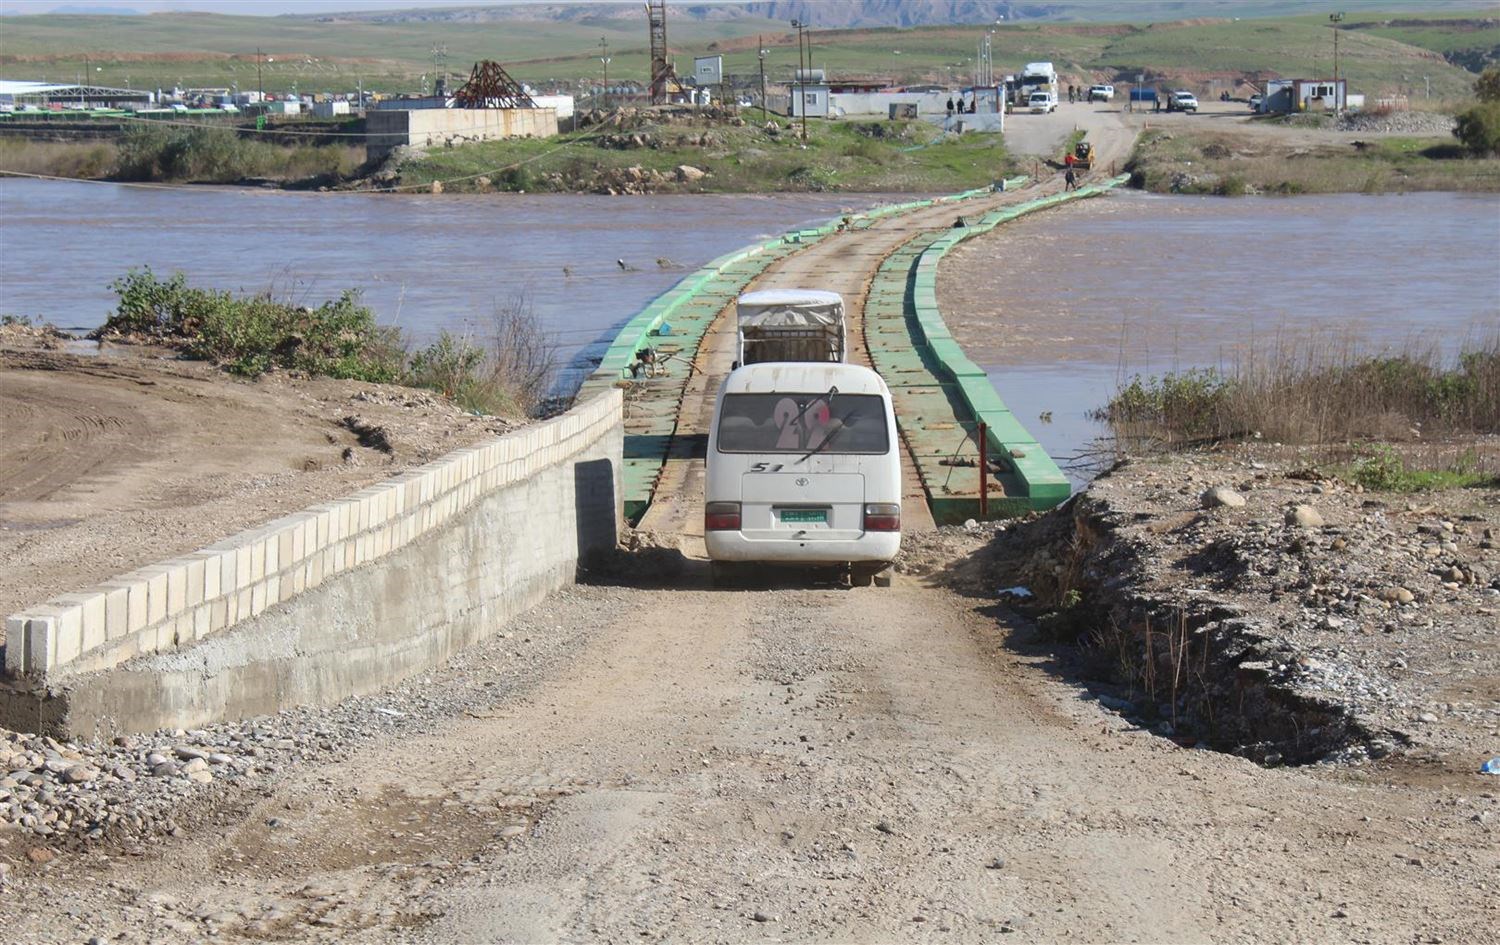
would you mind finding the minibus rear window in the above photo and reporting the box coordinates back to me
[716,393,889,454]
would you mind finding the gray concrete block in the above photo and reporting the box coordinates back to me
[5,616,29,674]
[186,557,206,607]
[142,568,169,625]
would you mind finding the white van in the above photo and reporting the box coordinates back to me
[1028,90,1057,113]
[705,362,902,586]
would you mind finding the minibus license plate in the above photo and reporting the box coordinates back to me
[780,509,827,524]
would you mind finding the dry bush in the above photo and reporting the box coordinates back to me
[1099,333,1500,452]
[404,290,554,416]
[0,138,117,178]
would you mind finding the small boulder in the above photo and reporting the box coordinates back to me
[1202,486,1246,509]
[675,164,707,182]
[1286,505,1324,529]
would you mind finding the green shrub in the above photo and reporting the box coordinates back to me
[1475,66,1500,104]
[106,267,201,337]
[1454,102,1500,156]
[1101,368,1230,440]
[1346,444,1498,492]
[406,332,487,402]
[99,269,549,414]
[102,268,401,381]
[113,122,359,183]
[1216,174,1247,196]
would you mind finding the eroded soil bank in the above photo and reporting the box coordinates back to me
[922,447,1500,779]
[0,335,518,619]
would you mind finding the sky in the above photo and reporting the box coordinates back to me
[0,0,593,14]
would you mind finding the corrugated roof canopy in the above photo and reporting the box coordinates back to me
[0,80,150,96]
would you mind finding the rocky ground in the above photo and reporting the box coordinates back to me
[0,583,611,937]
[950,447,1500,779]
[1336,110,1457,135]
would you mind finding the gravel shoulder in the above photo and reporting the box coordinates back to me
[0,338,520,618]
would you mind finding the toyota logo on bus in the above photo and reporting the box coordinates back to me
[795,477,809,487]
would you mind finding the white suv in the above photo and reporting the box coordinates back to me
[1168,90,1199,112]
[1088,84,1115,102]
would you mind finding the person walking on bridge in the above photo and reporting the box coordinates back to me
[1064,166,1078,192]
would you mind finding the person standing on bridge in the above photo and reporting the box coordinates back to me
[946,95,955,118]
[1065,166,1078,192]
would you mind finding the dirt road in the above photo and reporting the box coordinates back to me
[6,565,1493,943]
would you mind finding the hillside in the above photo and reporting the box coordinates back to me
[298,1,1500,29]
[0,6,1488,98]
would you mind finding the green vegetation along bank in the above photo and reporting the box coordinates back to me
[1127,125,1500,196]
[387,111,1015,195]
[1096,335,1500,486]
[99,268,549,416]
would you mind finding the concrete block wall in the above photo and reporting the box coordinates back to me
[4,390,623,689]
[366,107,558,160]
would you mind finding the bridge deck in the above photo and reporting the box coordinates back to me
[578,178,1126,536]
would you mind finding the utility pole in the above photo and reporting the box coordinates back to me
[257,47,264,103]
[1329,11,1344,84]
[758,37,767,123]
[791,19,809,141]
[598,36,611,109]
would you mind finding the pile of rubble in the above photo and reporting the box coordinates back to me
[1338,110,1456,135]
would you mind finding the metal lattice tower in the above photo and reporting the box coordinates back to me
[648,0,675,105]
[450,60,537,109]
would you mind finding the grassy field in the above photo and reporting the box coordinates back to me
[0,9,1489,99]
[1127,126,1500,195]
[390,114,1014,194]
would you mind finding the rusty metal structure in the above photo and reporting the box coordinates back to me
[648,0,677,105]
[450,60,536,109]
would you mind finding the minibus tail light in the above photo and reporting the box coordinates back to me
[704,502,742,531]
[863,503,901,532]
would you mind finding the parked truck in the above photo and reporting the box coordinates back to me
[1010,61,1057,106]
[734,289,846,366]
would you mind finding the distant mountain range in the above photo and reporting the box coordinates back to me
[307,2,1025,27]
[33,4,142,12]
[301,1,1498,28]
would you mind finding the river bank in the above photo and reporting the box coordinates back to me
[1126,118,1500,195]
[0,109,1014,195]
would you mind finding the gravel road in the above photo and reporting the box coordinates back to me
[4,566,1494,943]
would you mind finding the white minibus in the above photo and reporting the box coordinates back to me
[705,362,902,586]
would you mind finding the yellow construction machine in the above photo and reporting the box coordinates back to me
[1073,140,1095,170]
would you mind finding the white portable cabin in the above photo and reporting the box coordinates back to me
[735,289,845,366]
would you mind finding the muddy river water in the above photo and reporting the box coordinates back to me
[940,190,1500,483]
[0,179,881,389]
[2,181,1496,482]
